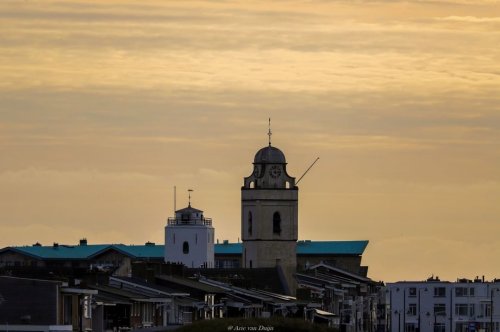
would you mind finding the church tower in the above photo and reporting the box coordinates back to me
[241,122,298,294]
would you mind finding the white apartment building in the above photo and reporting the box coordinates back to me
[387,277,500,332]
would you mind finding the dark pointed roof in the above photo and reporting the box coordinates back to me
[175,205,203,214]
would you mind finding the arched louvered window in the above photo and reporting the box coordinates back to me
[248,211,253,236]
[273,211,281,235]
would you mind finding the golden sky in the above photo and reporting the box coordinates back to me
[1,0,499,282]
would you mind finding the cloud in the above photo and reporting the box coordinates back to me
[437,16,500,23]
[0,168,161,186]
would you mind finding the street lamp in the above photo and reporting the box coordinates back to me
[394,310,401,332]
[490,287,499,332]
[386,289,391,332]
[418,288,428,332]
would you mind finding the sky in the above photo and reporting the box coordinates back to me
[1,0,499,282]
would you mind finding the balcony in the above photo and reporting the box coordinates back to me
[167,217,212,226]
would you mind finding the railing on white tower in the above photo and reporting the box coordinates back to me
[167,217,212,226]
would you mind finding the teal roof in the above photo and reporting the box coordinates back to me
[114,244,164,258]
[1,240,367,260]
[1,244,165,260]
[215,241,368,255]
[215,243,243,255]
[296,240,368,255]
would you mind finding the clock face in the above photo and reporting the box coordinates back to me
[269,165,282,178]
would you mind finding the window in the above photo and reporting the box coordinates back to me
[405,323,417,332]
[480,303,491,317]
[470,287,475,296]
[248,211,253,236]
[456,287,468,297]
[434,304,446,316]
[455,304,474,316]
[434,323,446,332]
[434,287,446,297]
[183,241,189,254]
[408,303,417,316]
[273,212,281,235]
[195,233,198,244]
[409,287,417,297]
[143,303,153,323]
[63,295,73,325]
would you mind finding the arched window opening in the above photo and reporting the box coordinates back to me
[183,241,189,254]
[248,211,253,236]
[273,212,281,235]
[285,181,290,189]
[250,181,255,189]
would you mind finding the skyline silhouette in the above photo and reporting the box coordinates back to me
[1,0,499,282]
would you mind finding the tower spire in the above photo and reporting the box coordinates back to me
[268,118,272,146]
[188,189,193,207]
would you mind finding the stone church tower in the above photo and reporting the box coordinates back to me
[241,126,298,294]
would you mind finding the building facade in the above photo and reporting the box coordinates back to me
[388,277,500,332]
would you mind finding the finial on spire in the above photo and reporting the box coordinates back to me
[268,118,272,146]
[188,189,193,207]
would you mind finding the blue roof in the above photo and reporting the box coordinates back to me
[215,241,368,255]
[296,240,368,255]
[5,244,110,259]
[215,243,243,255]
[2,244,165,260]
[1,240,368,260]
[114,244,164,258]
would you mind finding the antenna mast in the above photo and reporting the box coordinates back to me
[296,157,320,185]
[174,186,176,214]
[268,118,272,146]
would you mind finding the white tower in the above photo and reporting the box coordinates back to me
[241,122,298,294]
[164,194,215,268]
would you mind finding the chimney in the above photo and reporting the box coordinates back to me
[145,241,155,246]
[79,238,87,246]
[32,242,42,247]
[53,242,59,248]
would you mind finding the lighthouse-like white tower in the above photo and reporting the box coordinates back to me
[164,194,215,268]
[241,122,298,293]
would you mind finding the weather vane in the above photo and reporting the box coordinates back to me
[188,189,193,207]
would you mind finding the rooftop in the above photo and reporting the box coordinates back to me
[1,240,368,260]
